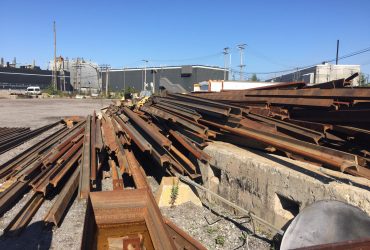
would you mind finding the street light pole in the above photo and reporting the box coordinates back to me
[223,47,230,81]
[237,43,247,80]
[142,59,148,91]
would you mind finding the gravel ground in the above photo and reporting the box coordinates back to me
[161,201,271,250]
[101,170,113,191]
[0,98,112,129]
[0,190,86,250]
[0,125,65,166]
[146,176,271,250]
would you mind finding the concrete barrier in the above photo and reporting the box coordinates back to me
[198,141,370,230]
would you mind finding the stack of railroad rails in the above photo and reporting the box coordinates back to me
[0,122,61,154]
[0,74,369,249]
[0,115,206,249]
[138,76,370,180]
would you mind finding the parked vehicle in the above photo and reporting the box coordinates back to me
[25,86,41,95]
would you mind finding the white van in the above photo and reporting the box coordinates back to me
[26,86,41,95]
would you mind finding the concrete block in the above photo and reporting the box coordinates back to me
[199,141,370,229]
[155,177,202,207]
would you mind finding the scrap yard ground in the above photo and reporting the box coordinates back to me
[0,99,112,129]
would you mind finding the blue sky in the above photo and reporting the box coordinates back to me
[1,0,370,79]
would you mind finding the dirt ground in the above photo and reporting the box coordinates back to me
[0,98,112,129]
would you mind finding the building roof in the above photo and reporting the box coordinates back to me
[108,65,226,72]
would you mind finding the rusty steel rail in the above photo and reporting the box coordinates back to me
[112,114,152,152]
[108,159,123,190]
[246,113,324,144]
[44,167,80,226]
[0,180,30,216]
[123,106,172,148]
[199,118,370,178]
[49,148,82,187]
[32,138,83,194]
[155,97,232,117]
[0,120,62,155]
[141,105,208,135]
[79,115,91,199]
[154,102,202,121]
[4,192,44,236]
[168,93,243,116]
[90,111,97,185]
[168,129,210,162]
[84,151,205,250]
[0,123,86,218]
[86,189,177,249]
[0,127,30,142]
[0,125,68,179]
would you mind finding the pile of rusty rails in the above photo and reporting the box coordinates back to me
[83,113,206,249]
[0,118,86,235]
[0,114,205,249]
[0,122,62,154]
[134,78,370,180]
[101,105,210,180]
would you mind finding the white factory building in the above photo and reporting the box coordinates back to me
[267,63,361,86]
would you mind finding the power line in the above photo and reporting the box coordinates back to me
[148,52,222,63]
[230,45,370,76]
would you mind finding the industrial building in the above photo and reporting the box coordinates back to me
[49,57,99,92]
[3,57,226,93]
[0,58,71,90]
[101,65,227,93]
[267,63,361,86]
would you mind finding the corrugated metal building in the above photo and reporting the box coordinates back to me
[101,65,227,93]
[0,64,71,90]
[267,63,361,86]
[49,58,99,91]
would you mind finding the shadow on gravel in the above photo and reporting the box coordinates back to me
[0,221,52,250]
[202,203,272,245]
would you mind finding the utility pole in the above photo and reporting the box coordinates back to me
[123,67,126,92]
[98,64,110,96]
[99,64,111,96]
[152,69,157,93]
[72,58,81,93]
[74,59,78,91]
[237,44,247,80]
[142,59,148,91]
[53,21,57,90]
[105,65,110,96]
[79,64,83,92]
[98,65,103,93]
[62,58,66,91]
[223,47,230,80]
[336,40,340,65]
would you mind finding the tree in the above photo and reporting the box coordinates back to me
[124,86,136,95]
[358,73,368,86]
[249,73,259,81]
